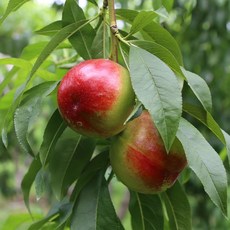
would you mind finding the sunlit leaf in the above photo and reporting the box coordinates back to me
[28,19,94,87]
[1,213,41,230]
[62,0,96,60]
[116,9,138,23]
[129,11,157,37]
[129,46,182,151]
[36,21,62,36]
[162,0,174,12]
[0,0,30,24]
[87,0,98,6]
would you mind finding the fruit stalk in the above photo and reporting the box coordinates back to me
[108,0,118,62]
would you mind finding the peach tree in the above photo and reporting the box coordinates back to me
[0,0,229,229]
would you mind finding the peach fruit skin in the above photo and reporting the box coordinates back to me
[57,59,135,138]
[110,111,187,194]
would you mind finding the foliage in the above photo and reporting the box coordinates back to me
[0,0,230,229]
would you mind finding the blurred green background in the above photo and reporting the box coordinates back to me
[0,0,230,229]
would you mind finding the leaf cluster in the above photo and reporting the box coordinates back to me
[0,0,230,229]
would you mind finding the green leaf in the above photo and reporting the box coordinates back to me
[70,151,109,202]
[153,0,174,12]
[162,181,191,230]
[177,118,228,216]
[129,192,163,230]
[91,21,110,59]
[152,0,163,9]
[0,57,31,70]
[62,0,96,60]
[39,109,67,166]
[49,133,96,199]
[28,206,60,230]
[222,130,230,166]
[154,6,169,20]
[21,158,42,214]
[28,20,94,86]
[129,11,157,37]
[34,168,46,200]
[162,0,174,12]
[183,103,225,143]
[71,171,124,230]
[87,0,98,6]
[14,81,58,156]
[0,0,30,24]
[1,213,41,230]
[29,198,72,230]
[183,103,230,167]
[116,9,138,23]
[129,46,182,151]
[0,58,57,83]
[0,137,7,155]
[142,22,183,65]
[20,41,48,60]
[35,20,62,36]
[182,68,212,112]
[130,40,185,81]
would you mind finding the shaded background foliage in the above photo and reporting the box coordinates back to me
[0,0,230,229]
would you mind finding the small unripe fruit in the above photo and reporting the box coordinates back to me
[57,59,135,138]
[110,110,187,194]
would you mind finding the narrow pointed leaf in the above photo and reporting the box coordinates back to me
[129,46,182,151]
[35,20,62,36]
[183,103,230,167]
[222,130,230,166]
[182,68,212,112]
[49,134,96,199]
[91,22,110,59]
[177,118,228,216]
[14,82,58,156]
[183,103,225,143]
[62,0,96,60]
[116,9,139,23]
[21,158,42,214]
[0,0,30,24]
[162,0,174,12]
[130,40,185,80]
[87,0,98,6]
[28,20,92,85]
[39,109,67,166]
[34,168,46,200]
[70,151,109,203]
[129,11,157,36]
[142,22,183,65]
[129,192,163,230]
[71,172,124,230]
[162,181,191,230]
[28,198,72,230]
